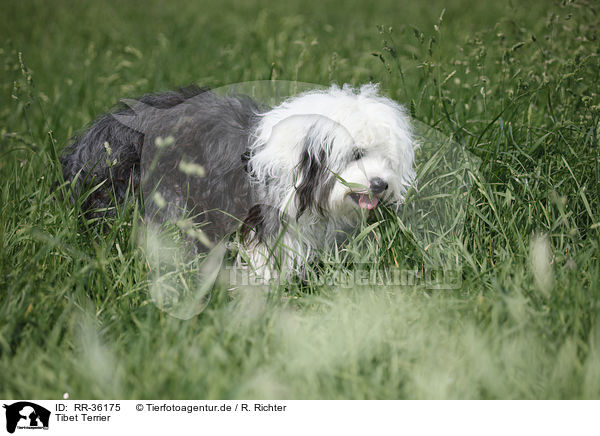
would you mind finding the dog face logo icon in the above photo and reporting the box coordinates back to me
[2,402,50,433]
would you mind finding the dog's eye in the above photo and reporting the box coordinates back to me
[351,149,365,161]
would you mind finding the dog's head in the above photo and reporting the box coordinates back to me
[249,84,415,227]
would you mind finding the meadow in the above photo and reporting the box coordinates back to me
[0,0,599,398]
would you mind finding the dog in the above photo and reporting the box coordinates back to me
[61,83,415,282]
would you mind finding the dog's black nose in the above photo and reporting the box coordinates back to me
[370,177,388,194]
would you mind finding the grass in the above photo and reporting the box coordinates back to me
[0,0,599,399]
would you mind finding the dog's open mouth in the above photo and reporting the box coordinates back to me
[348,192,379,210]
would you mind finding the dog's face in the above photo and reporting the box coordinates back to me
[250,84,415,227]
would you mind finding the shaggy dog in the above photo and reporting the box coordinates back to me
[61,84,415,281]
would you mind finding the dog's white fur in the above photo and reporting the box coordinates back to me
[240,84,416,281]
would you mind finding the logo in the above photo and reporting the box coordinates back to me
[2,402,50,434]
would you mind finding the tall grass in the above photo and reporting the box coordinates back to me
[0,0,599,398]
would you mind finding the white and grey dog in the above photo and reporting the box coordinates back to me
[61,83,415,280]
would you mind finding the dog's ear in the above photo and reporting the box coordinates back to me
[296,147,329,218]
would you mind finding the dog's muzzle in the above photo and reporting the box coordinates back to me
[347,177,388,210]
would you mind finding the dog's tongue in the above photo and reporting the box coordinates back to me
[358,194,379,210]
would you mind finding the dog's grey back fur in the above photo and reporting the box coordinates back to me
[61,86,262,245]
